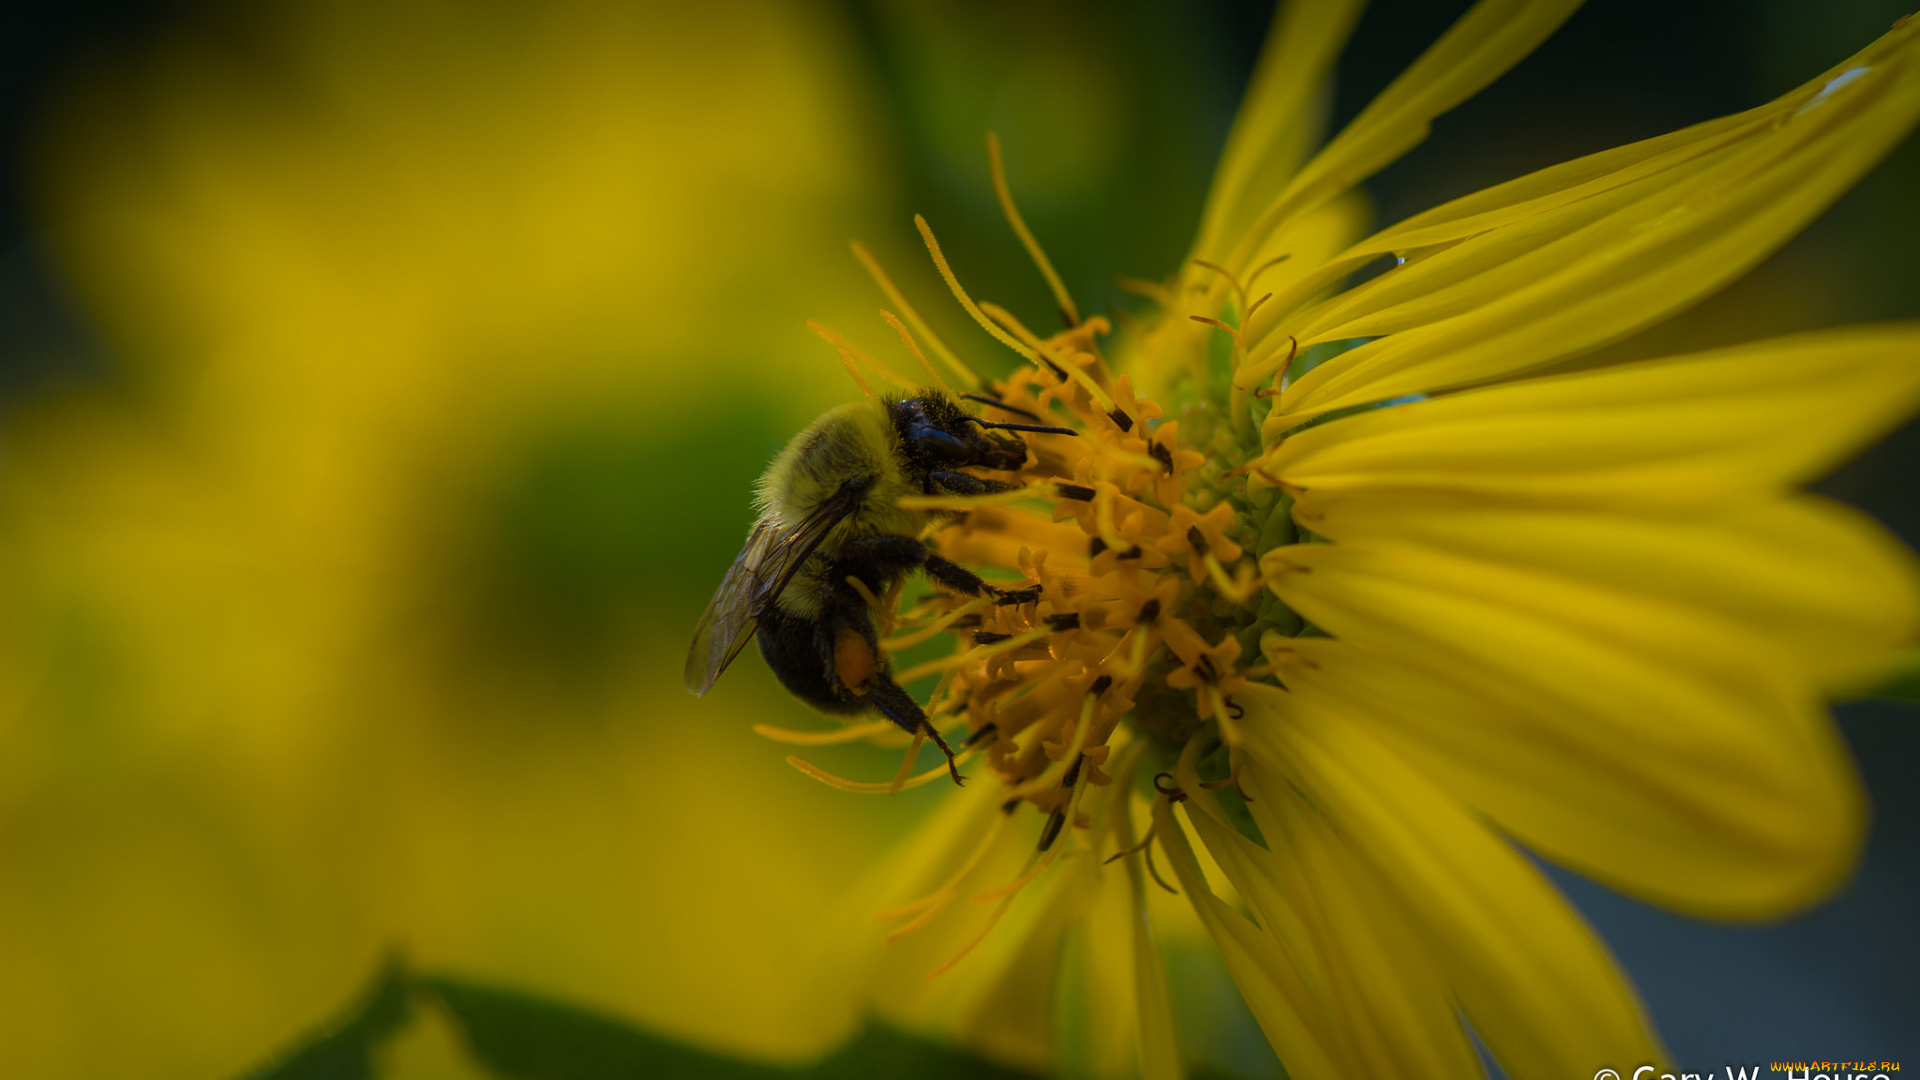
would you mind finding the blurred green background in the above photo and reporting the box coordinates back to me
[0,0,1914,1076]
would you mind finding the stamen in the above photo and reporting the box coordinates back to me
[1190,258,1248,322]
[888,730,929,795]
[896,484,1059,511]
[1243,253,1292,294]
[891,628,1050,686]
[1143,843,1178,895]
[753,719,899,746]
[881,596,994,652]
[831,345,876,402]
[1254,337,1299,396]
[977,300,1117,411]
[1114,276,1171,306]
[808,320,914,389]
[1102,296,1146,339]
[986,133,1080,327]
[880,309,952,395]
[785,750,975,794]
[961,392,1043,421]
[1008,695,1098,799]
[926,887,1022,979]
[851,240,979,387]
[973,770,1092,902]
[914,215,1117,413]
[1203,555,1267,605]
[844,575,888,615]
[1103,819,1158,865]
[877,811,1014,943]
[1189,314,1246,351]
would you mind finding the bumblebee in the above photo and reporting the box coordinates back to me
[684,388,1069,784]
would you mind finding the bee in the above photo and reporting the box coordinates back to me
[684,388,1073,785]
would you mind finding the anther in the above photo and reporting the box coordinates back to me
[1089,675,1111,696]
[964,722,1000,748]
[1116,546,1143,561]
[1108,407,1135,433]
[1088,537,1107,558]
[1186,525,1208,554]
[1194,654,1220,682]
[962,393,1042,421]
[1038,808,1067,852]
[1137,598,1161,624]
[1149,441,1175,475]
[1001,797,1023,815]
[972,630,1012,646]
[1045,612,1081,631]
[1056,483,1096,501]
[1063,753,1085,788]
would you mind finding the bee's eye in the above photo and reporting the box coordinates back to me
[914,427,974,461]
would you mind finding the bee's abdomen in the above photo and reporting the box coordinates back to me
[757,603,872,716]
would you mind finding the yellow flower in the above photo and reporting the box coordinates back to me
[783,4,1920,1078]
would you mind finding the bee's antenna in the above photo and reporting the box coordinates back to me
[962,393,1042,421]
[963,415,1079,437]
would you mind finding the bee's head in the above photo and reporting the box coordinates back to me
[891,390,1034,476]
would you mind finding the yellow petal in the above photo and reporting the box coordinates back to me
[1263,540,1868,916]
[1151,799,1348,1080]
[1190,0,1367,266]
[1118,806,1186,1080]
[1260,17,1920,419]
[1303,495,1920,693]
[1183,775,1484,1080]
[1225,0,1585,277]
[1237,684,1665,1079]
[1263,325,1920,508]
[828,780,1069,1074]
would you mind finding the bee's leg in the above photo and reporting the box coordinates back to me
[927,471,1016,496]
[835,536,1037,607]
[867,673,965,787]
[923,553,1040,606]
[831,536,934,590]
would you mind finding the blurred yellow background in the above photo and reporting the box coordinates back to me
[1,0,1915,1076]
[3,1,915,1074]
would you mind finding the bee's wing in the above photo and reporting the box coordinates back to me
[684,521,779,696]
[682,482,865,696]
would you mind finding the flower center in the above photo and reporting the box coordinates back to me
[900,311,1298,825]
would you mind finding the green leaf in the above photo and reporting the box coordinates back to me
[813,1026,1042,1080]
[419,976,794,1080]
[1872,651,1920,705]
[239,963,1050,1080]
[237,956,412,1080]
[421,975,1046,1080]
